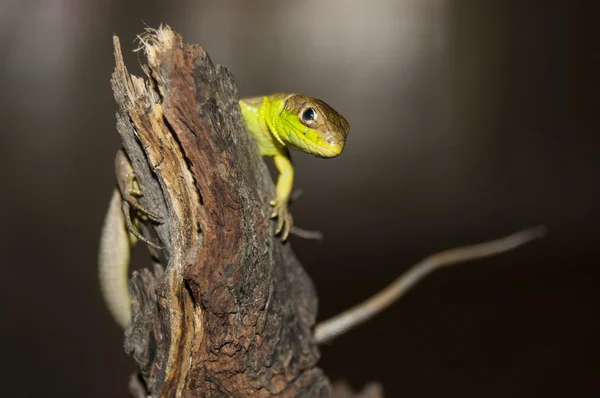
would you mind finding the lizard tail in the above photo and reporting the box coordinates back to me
[98,188,132,329]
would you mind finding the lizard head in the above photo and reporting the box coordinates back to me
[275,94,350,158]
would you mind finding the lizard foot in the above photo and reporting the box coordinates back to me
[270,199,293,241]
[122,174,164,250]
[123,173,162,222]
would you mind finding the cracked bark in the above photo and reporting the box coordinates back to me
[109,26,381,398]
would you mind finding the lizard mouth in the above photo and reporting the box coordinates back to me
[312,144,343,158]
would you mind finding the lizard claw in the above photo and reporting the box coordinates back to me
[124,174,163,222]
[270,199,293,241]
[122,200,164,250]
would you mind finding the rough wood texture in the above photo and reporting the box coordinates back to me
[110,26,328,397]
[110,25,383,398]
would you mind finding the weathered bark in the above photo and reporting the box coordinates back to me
[110,25,382,398]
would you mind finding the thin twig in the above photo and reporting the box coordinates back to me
[290,226,324,241]
[288,189,324,240]
[313,225,546,344]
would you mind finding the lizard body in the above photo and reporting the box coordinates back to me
[99,94,349,328]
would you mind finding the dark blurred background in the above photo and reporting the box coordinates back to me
[1,1,598,397]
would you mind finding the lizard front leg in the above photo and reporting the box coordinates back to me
[270,152,294,241]
[98,150,162,328]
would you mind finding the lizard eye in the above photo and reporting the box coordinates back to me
[301,107,316,123]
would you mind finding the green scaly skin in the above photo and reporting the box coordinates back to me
[239,93,350,240]
[99,93,350,328]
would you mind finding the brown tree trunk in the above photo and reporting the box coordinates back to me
[110,25,381,398]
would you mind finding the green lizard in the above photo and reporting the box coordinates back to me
[99,93,350,328]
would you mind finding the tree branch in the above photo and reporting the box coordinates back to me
[109,24,543,398]
[314,226,546,344]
